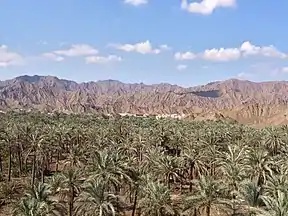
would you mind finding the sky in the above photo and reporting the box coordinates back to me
[0,0,288,86]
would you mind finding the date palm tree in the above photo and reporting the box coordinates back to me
[139,180,176,216]
[87,149,130,191]
[183,175,226,216]
[13,182,65,216]
[76,180,117,216]
[151,153,183,189]
[50,168,83,216]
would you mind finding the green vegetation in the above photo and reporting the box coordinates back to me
[1,112,288,216]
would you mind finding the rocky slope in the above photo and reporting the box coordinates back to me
[0,75,288,125]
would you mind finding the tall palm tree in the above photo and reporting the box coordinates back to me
[13,182,64,216]
[24,130,48,185]
[182,142,207,192]
[0,126,18,182]
[218,144,248,195]
[184,175,226,216]
[263,127,285,156]
[76,180,117,216]
[151,153,183,189]
[87,149,130,191]
[246,147,273,187]
[139,180,176,216]
[50,168,83,216]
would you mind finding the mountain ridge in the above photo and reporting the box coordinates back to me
[1,75,288,126]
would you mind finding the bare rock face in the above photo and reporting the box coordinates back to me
[1,75,288,125]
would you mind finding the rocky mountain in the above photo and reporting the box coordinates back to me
[1,75,288,126]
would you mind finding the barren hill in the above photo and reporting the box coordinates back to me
[0,75,288,125]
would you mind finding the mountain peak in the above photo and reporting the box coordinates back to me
[16,75,42,83]
[15,75,60,83]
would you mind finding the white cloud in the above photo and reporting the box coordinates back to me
[174,41,287,62]
[111,40,161,54]
[174,51,196,60]
[240,41,287,59]
[124,0,148,6]
[0,45,24,67]
[177,64,188,71]
[53,44,98,57]
[181,0,236,15]
[85,55,122,64]
[202,47,241,61]
[42,53,64,62]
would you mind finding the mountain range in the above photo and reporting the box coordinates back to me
[1,75,288,126]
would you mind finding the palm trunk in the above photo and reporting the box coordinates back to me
[56,151,60,172]
[18,149,22,175]
[189,165,193,192]
[68,185,74,216]
[206,202,211,216]
[131,186,138,216]
[210,164,213,176]
[24,156,28,172]
[31,154,36,185]
[8,146,12,182]
[41,163,45,183]
[139,150,142,162]
[17,139,23,175]
[193,208,197,216]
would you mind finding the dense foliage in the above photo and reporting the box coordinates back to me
[1,112,288,216]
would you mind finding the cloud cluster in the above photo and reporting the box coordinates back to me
[3,40,287,69]
[42,53,64,62]
[110,40,170,54]
[43,44,122,64]
[85,55,122,64]
[175,51,196,60]
[0,45,24,67]
[240,41,286,58]
[53,44,98,58]
[202,48,241,61]
[124,0,148,6]
[181,0,236,15]
[175,41,287,62]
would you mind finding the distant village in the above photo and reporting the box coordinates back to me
[117,113,186,120]
[0,109,187,120]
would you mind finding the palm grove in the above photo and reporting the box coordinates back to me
[0,112,288,216]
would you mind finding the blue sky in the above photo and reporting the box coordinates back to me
[0,0,288,86]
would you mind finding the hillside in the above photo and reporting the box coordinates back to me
[0,75,288,125]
